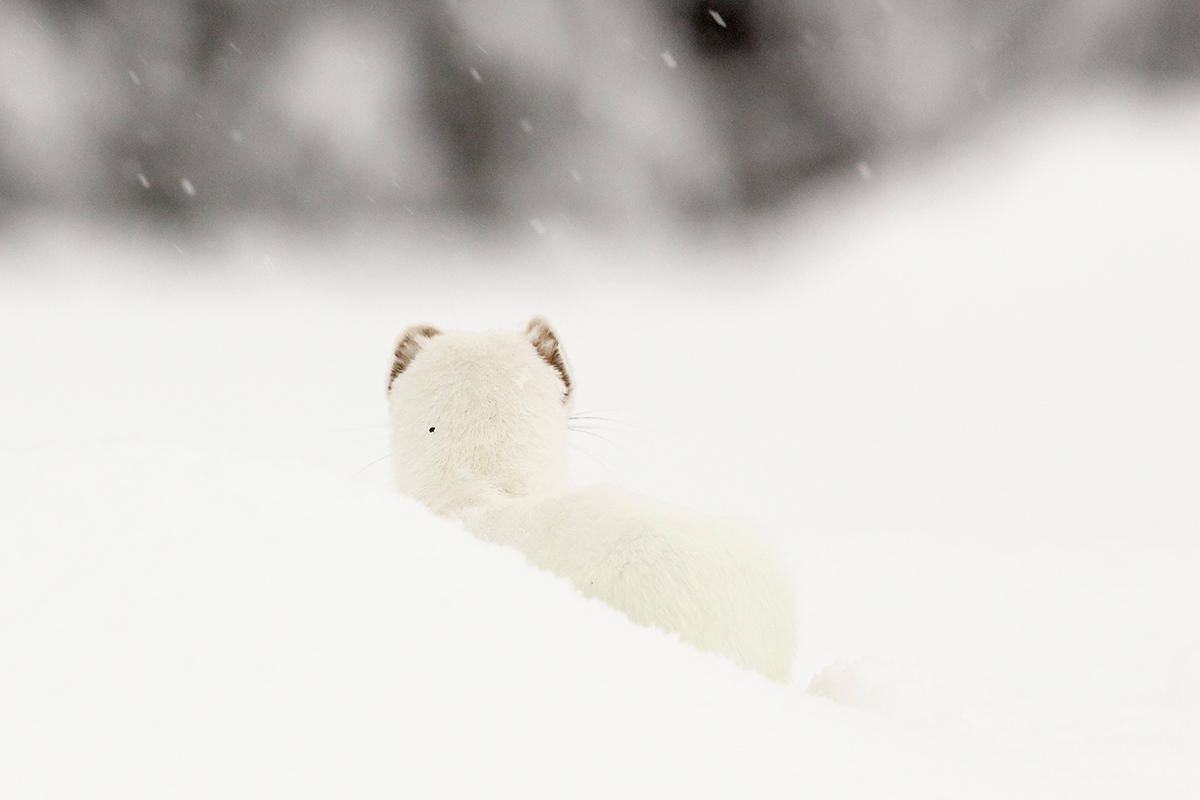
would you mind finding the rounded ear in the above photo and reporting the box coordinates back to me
[388,324,442,391]
[525,316,573,402]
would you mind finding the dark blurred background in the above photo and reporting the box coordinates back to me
[1,0,1196,232]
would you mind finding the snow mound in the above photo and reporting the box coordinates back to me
[1,445,1038,798]
[2,92,1199,799]
[1169,639,1200,707]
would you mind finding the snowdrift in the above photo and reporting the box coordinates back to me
[2,93,1198,797]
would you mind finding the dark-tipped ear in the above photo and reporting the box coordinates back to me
[525,316,572,402]
[388,324,442,391]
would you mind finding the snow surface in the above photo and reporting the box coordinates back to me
[2,93,1199,797]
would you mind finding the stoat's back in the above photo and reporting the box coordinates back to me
[469,484,797,682]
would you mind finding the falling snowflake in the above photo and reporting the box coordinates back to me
[660,51,677,69]
[181,179,196,197]
[709,10,727,28]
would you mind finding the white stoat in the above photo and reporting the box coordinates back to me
[387,317,796,682]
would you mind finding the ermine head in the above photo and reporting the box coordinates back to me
[387,317,573,516]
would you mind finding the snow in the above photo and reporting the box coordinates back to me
[2,92,1199,797]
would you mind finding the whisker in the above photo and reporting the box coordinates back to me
[566,423,625,436]
[568,421,639,437]
[568,425,617,444]
[569,413,647,432]
[568,426,638,465]
[354,453,392,476]
[569,441,622,486]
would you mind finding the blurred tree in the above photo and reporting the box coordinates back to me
[1,0,1195,230]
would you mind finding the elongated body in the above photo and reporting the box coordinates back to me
[387,318,796,681]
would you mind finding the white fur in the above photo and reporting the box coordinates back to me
[387,319,796,682]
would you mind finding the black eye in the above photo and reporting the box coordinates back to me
[428,426,436,433]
